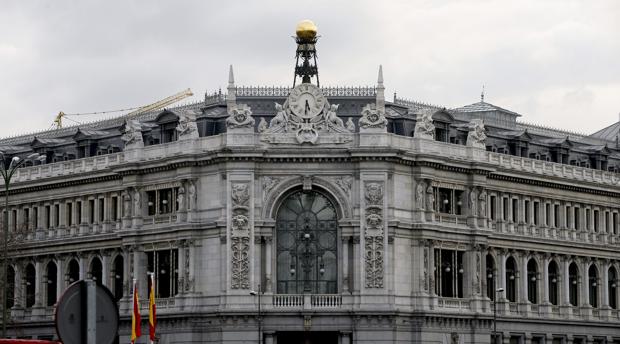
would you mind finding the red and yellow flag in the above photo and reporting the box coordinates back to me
[131,280,141,343]
[149,274,157,343]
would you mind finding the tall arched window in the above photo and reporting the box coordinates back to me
[112,255,124,301]
[609,266,618,309]
[25,264,36,308]
[46,261,57,307]
[506,257,517,302]
[527,259,538,304]
[569,262,579,306]
[276,190,338,294]
[67,259,80,284]
[5,266,15,309]
[486,254,496,301]
[548,261,559,305]
[90,257,103,285]
[588,265,599,308]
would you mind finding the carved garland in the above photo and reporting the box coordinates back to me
[364,181,385,288]
[230,182,251,289]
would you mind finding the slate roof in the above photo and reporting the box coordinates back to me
[589,121,620,142]
[455,101,521,117]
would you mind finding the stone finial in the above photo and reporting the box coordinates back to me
[227,65,236,109]
[376,65,385,113]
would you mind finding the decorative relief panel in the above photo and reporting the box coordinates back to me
[230,183,251,289]
[364,181,385,288]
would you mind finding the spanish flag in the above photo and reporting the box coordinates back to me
[149,274,157,343]
[131,279,141,343]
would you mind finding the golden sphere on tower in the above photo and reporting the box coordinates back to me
[295,20,317,40]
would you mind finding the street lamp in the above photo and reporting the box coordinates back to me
[249,284,262,344]
[493,287,504,344]
[1,152,33,338]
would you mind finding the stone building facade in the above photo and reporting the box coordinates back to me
[2,30,620,344]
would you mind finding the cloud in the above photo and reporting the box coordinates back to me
[0,0,618,138]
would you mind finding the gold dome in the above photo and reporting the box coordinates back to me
[295,20,317,40]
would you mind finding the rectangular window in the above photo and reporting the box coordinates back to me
[434,249,464,298]
[545,203,550,226]
[67,203,73,227]
[54,204,60,227]
[554,204,560,228]
[23,208,29,230]
[99,199,105,222]
[585,209,591,231]
[89,199,95,224]
[503,198,509,221]
[512,199,518,222]
[34,207,39,228]
[45,205,51,229]
[434,187,463,215]
[614,213,618,235]
[147,191,156,216]
[146,249,179,298]
[534,202,540,226]
[12,210,17,231]
[525,200,530,224]
[594,210,600,232]
[606,211,611,233]
[76,202,82,224]
[566,206,570,228]
[574,207,580,230]
[112,197,119,220]
[490,196,497,220]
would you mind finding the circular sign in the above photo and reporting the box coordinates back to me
[288,83,327,119]
[55,280,119,344]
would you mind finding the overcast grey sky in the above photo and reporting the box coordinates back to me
[0,0,618,138]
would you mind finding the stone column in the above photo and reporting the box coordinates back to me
[133,249,148,297]
[498,252,507,300]
[542,255,550,304]
[602,261,609,308]
[563,258,570,305]
[80,198,89,235]
[79,254,87,280]
[56,257,65,301]
[34,260,43,307]
[582,259,590,307]
[341,236,349,293]
[177,243,186,294]
[13,264,23,308]
[265,236,273,293]
[101,252,110,288]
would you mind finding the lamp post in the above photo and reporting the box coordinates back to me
[249,284,262,344]
[1,152,31,338]
[493,287,504,344]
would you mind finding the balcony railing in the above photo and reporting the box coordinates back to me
[271,294,342,309]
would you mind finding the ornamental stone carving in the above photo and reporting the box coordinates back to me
[260,84,352,144]
[262,176,281,200]
[188,180,197,211]
[230,182,251,289]
[333,176,353,196]
[226,104,255,130]
[415,180,426,210]
[257,117,268,132]
[414,111,435,140]
[425,185,435,212]
[478,189,487,218]
[121,119,144,148]
[176,110,199,140]
[364,181,385,288]
[466,119,487,149]
[468,188,477,217]
[359,103,388,131]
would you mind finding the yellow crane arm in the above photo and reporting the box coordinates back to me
[126,88,194,118]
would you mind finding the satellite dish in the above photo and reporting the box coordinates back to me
[54,280,119,344]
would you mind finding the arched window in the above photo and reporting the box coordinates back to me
[276,190,338,294]
[434,249,464,298]
[486,254,496,300]
[90,257,103,285]
[609,266,618,309]
[569,262,579,306]
[46,261,57,307]
[527,259,538,304]
[588,265,599,308]
[506,257,517,302]
[5,265,15,309]
[25,264,36,308]
[112,255,124,301]
[67,259,80,284]
[548,261,559,305]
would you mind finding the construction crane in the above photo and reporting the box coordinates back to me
[53,88,194,128]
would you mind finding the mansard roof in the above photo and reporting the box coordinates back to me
[455,101,521,117]
[588,121,620,142]
[31,137,73,148]
[73,128,112,141]
[495,129,532,141]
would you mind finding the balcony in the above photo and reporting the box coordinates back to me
[271,294,343,310]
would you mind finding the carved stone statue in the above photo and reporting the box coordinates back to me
[346,117,355,132]
[467,119,487,149]
[123,191,132,218]
[416,181,425,209]
[176,111,199,140]
[226,104,255,129]
[469,188,477,216]
[269,103,288,128]
[133,189,141,217]
[426,185,435,211]
[188,180,197,211]
[414,111,435,140]
[121,120,144,148]
[478,189,487,217]
[177,185,186,212]
[324,104,345,130]
[257,118,268,132]
[359,103,388,130]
